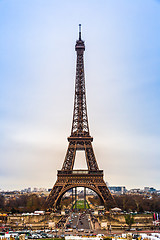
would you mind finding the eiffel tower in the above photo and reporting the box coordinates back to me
[47,25,114,210]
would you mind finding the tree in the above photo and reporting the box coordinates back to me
[0,195,5,210]
[125,214,134,229]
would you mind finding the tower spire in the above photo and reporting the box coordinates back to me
[79,24,81,40]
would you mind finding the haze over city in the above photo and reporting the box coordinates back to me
[0,0,160,191]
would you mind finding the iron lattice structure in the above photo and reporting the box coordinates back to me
[47,25,115,210]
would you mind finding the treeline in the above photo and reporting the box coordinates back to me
[114,194,160,212]
[0,194,46,213]
[89,194,160,212]
[1,193,160,213]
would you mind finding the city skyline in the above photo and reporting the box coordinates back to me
[0,185,159,193]
[0,0,160,190]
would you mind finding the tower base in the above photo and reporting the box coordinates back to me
[46,170,115,210]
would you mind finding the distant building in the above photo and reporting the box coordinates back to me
[108,186,126,194]
[33,188,38,192]
[149,187,156,193]
[128,188,141,194]
[21,187,31,193]
[144,187,150,192]
[39,188,47,192]
[144,187,157,193]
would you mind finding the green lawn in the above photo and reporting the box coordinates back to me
[73,200,90,209]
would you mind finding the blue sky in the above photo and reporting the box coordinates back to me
[0,0,160,190]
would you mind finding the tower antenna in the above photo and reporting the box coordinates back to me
[79,24,81,40]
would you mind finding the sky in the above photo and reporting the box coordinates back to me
[0,0,160,191]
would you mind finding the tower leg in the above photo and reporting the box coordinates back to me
[84,187,86,209]
[72,188,74,211]
[75,187,77,211]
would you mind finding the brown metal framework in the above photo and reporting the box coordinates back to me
[46,25,114,210]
